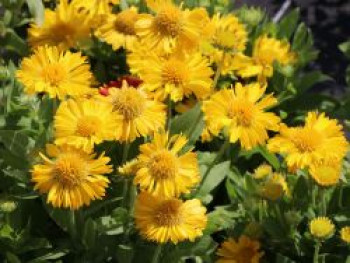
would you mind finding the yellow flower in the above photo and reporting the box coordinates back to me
[16,46,93,99]
[137,51,213,102]
[202,83,281,150]
[216,236,264,263]
[259,173,289,201]
[268,112,348,170]
[309,160,341,187]
[309,217,335,239]
[134,192,207,244]
[54,98,117,152]
[97,7,139,51]
[135,0,209,52]
[102,82,166,142]
[253,164,272,179]
[28,0,93,50]
[130,132,200,197]
[340,226,350,243]
[232,35,295,82]
[31,144,112,210]
[205,13,247,51]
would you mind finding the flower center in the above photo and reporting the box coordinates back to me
[148,151,177,180]
[154,7,182,38]
[154,199,183,226]
[53,154,86,187]
[161,60,188,86]
[51,23,76,44]
[42,64,67,87]
[76,116,101,137]
[236,247,255,262]
[229,101,254,127]
[110,88,146,121]
[292,129,322,153]
[114,11,137,35]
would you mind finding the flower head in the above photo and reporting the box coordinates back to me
[135,0,209,52]
[309,217,335,239]
[17,46,93,99]
[134,192,207,244]
[136,51,213,102]
[253,164,273,179]
[97,7,139,50]
[232,35,295,82]
[28,0,93,50]
[340,226,350,243]
[32,144,112,210]
[259,173,288,201]
[102,81,166,142]
[268,112,348,170]
[127,132,200,197]
[216,236,264,263]
[54,98,117,152]
[202,83,280,150]
[309,160,341,187]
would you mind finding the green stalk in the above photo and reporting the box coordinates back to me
[313,242,321,263]
[121,143,131,207]
[167,97,172,131]
[151,245,163,263]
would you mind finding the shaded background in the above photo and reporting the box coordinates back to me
[234,0,350,94]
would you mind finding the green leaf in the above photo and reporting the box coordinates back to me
[279,8,300,39]
[3,29,28,56]
[292,174,309,211]
[339,41,350,59]
[0,130,29,157]
[197,161,230,197]
[27,250,68,262]
[256,146,280,170]
[82,218,96,249]
[26,0,45,25]
[294,71,331,94]
[292,23,308,51]
[6,252,21,263]
[205,206,238,234]
[116,244,133,263]
[170,103,204,144]
[276,253,297,263]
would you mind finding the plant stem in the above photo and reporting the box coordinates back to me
[313,242,321,263]
[212,52,226,90]
[151,245,163,263]
[167,97,172,131]
[196,139,230,194]
[121,143,131,207]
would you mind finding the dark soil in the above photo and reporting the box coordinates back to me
[234,0,350,94]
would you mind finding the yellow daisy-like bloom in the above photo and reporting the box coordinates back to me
[253,164,273,179]
[203,13,247,52]
[54,99,117,152]
[202,83,281,150]
[134,192,207,244]
[28,0,93,50]
[232,35,296,82]
[309,217,335,239]
[97,7,139,51]
[102,82,166,142]
[259,173,289,201]
[216,236,264,263]
[135,0,208,52]
[138,51,213,102]
[340,226,350,243]
[17,46,93,99]
[268,112,348,170]
[309,160,341,187]
[131,132,200,197]
[31,144,112,210]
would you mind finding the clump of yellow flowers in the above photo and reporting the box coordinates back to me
[11,0,350,262]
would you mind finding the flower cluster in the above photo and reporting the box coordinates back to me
[8,0,350,262]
